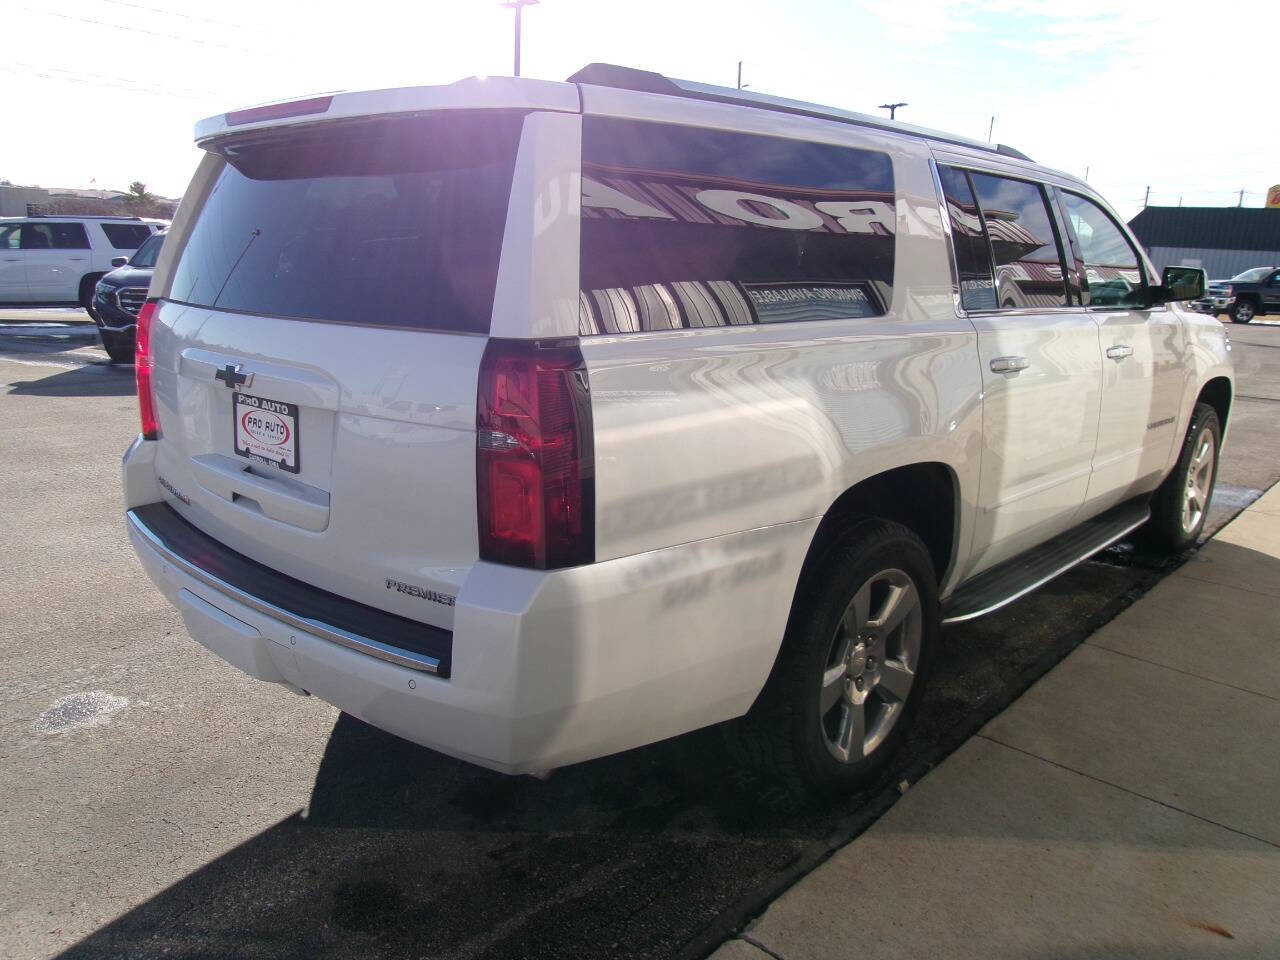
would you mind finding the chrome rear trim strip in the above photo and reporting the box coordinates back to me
[127,509,441,674]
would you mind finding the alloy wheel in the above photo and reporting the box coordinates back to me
[1182,426,1216,535]
[819,568,922,763]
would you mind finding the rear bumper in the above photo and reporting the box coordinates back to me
[129,504,452,674]
[124,440,815,774]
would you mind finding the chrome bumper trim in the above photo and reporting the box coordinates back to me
[127,508,441,674]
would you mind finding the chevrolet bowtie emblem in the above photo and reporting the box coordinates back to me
[214,363,252,389]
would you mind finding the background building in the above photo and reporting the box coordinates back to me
[1129,207,1280,278]
[0,184,176,218]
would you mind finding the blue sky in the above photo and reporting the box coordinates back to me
[4,0,1273,219]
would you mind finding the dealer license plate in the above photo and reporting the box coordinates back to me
[233,392,299,473]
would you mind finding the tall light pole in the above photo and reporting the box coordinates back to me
[500,0,539,77]
[878,101,907,120]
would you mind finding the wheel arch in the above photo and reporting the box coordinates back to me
[795,462,959,600]
[78,271,106,302]
[1197,376,1232,432]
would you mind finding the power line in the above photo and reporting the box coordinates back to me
[11,4,255,53]
[0,65,212,101]
[5,61,221,98]
[99,0,242,29]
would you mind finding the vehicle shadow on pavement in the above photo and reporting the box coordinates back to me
[53,548,1180,960]
[7,364,135,397]
[56,713,842,960]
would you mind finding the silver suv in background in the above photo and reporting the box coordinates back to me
[122,67,1232,797]
[0,215,166,317]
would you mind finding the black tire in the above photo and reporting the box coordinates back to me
[99,329,135,365]
[80,274,103,322]
[726,519,938,798]
[1231,299,1256,324]
[1146,402,1221,552]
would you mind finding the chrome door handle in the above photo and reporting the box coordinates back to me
[1105,344,1134,360]
[990,356,1030,374]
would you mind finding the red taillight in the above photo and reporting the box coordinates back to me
[135,299,160,440]
[477,339,594,569]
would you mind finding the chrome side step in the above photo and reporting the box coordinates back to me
[942,499,1150,624]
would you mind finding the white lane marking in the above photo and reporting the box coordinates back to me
[0,353,104,370]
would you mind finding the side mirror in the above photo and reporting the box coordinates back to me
[1154,265,1205,304]
[111,256,128,268]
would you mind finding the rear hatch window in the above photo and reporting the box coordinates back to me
[167,112,523,333]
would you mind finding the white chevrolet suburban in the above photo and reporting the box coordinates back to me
[122,66,1233,796]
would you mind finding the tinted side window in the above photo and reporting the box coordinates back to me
[969,173,1068,308]
[579,118,895,334]
[1061,193,1144,307]
[20,224,54,249]
[938,166,996,311]
[101,223,153,249]
[0,224,19,249]
[21,223,90,250]
[51,222,90,249]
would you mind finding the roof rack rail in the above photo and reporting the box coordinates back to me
[22,213,145,221]
[567,63,1033,163]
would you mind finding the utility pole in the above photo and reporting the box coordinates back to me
[500,0,539,77]
[1238,188,1245,207]
[987,115,995,143]
[1143,185,1150,208]
[737,61,747,90]
[878,101,907,120]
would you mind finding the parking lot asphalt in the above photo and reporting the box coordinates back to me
[2,310,1278,960]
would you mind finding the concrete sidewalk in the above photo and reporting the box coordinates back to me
[714,485,1280,960]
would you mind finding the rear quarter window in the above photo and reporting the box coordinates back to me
[579,119,895,334]
[167,112,523,333]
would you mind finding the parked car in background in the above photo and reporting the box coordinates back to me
[1199,266,1280,323]
[92,230,164,363]
[1194,279,1233,315]
[122,68,1232,797]
[0,215,166,318]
